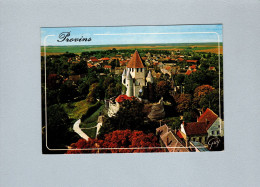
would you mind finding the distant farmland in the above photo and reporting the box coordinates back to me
[41,43,223,56]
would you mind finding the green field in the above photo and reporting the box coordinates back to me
[41,42,223,55]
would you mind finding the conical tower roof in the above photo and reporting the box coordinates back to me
[127,50,145,68]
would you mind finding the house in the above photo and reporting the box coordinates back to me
[104,65,112,71]
[100,58,110,66]
[89,57,99,63]
[180,108,224,145]
[177,57,184,62]
[156,124,189,152]
[189,141,209,152]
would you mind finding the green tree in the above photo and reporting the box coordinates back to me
[45,104,78,149]
[174,94,192,114]
[193,85,214,108]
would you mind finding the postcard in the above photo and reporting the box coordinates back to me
[41,24,224,154]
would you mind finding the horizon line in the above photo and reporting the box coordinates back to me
[41,41,222,47]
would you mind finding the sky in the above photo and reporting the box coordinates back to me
[41,24,222,46]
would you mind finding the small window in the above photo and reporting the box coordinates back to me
[137,68,139,72]
[141,68,143,72]
[217,131,220,135]
[212,131,214,135]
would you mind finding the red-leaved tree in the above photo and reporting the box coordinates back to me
[66,130,163,154]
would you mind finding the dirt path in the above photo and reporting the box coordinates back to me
[73,119,90,141]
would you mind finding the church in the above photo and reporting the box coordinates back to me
[122,50,153,97]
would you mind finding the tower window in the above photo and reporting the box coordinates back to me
[137,68,139,72]
[141,68,143,72]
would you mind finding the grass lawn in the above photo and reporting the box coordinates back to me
[81,104,105,139]
[62,99,98,119]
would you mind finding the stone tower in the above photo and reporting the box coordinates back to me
[122,50,153,97]
[125,69,133,96]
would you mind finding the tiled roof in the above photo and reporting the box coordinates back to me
[120,60,127,66]
[186,60,198,63]
[177,130,184,139]
[115,95,133,103]
[184,122,208,136]
[87,63,94,68]
[156,124,169,136]
[127,50,145,68]
[177,58,184,62]
[102,58,110,61]
[190,65,197,69]
[161,131,189,152]
[183,108,218,136]
[165,66,172,70]
[157,125,189,152]
[198,108,218,130]
[185,70,192,75]
[104,65,112,69]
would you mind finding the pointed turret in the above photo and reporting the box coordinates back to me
[146,70,154,83]
[126,69,133,96]
[122,69,126,85]
[122,69,126,76]
[126,69,132,79]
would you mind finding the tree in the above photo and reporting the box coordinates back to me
[199,89,224,119]
[58,81,79,103]
[66,130,163,154]
[66,138,104,154]
[156,80,170,100]
[193,85,214,108]
[70,60,88,75]
[44,104,78,150]
[98,98,145,138]
[86,83,99,103]
[174,94,192,114]
[171,117,181,130]
[175,74,185,86]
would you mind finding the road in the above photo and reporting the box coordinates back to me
[73,119,90,141]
